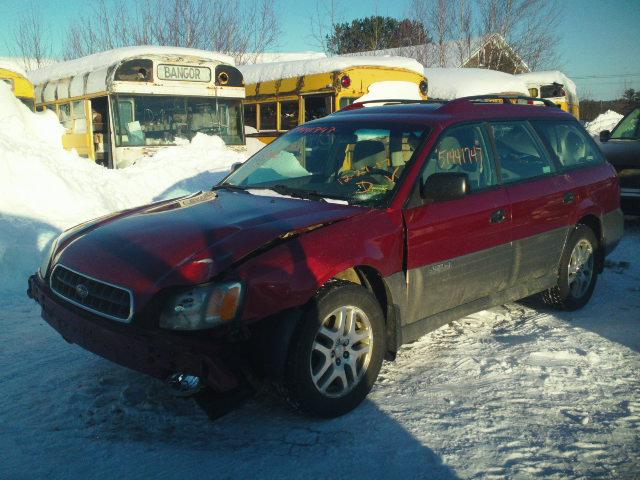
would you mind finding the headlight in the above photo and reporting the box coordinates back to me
[39,236,59,279]
[159,282,243,330]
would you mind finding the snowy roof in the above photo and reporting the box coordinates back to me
[425,68,530,100]
[0,59,28,77]
[248,51,327,64]
[239,55,424,85]
[516,70,577,97]
[29,46,234,86]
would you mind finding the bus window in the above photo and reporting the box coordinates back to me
[244,104,257,129]
[72,100,87,133]
[59,103,72,131]
[280,101,298,130]
[540,83,565,98]
[528,87,539,97]
[339,97,358,109]
[304,94,332,122]
[260,102,277,130]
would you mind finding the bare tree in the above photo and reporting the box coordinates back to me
[11,1,53,69]
[309,0,341,53]
[477,0,562,71]
[63,0,280,64]
[451,0,474,67]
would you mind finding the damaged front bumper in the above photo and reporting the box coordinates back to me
[28,274,241,392]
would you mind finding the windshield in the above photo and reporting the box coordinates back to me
[611,108,640,140]
[223,122,429,206]
[111,95,244,147]
[540,83,566,98]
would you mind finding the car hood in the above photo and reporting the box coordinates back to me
[54,190,364,302]
[599,139,640,168]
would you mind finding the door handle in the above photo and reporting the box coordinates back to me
[563,192,575,204]
[490,209,507,224]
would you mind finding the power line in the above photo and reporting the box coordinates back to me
[570,72,640,79]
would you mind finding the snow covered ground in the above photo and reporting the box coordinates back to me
[1,220,638,479]
[0,71,638,480]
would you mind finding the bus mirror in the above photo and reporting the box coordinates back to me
[599,130,611,142]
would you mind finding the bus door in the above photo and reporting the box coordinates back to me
[90,96,112,168]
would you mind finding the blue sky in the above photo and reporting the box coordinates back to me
[1,0,638,100]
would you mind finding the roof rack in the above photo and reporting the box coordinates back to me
[339,95,560,113]
[340,99,443,111]
[453,94,559,107]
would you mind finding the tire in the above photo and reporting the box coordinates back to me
[282,283,385,418]
[542,224,599,311]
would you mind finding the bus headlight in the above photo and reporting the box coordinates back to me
[159,282,243,330]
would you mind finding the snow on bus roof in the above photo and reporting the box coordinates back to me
[0,59,28,78]
[516,70,577,97]
[29,46,234,85]
[239,55,424,85]
[425,68,529,100]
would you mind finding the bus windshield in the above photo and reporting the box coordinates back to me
[112,95,244,147]
[223,122,429,206]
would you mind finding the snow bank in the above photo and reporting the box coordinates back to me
[0,82,254,294]
[585,110,623,136]
[239,56,425,84]
[29,46,234,86]
[424,68,529,100]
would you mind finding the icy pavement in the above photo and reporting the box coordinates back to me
[1,221,638,480]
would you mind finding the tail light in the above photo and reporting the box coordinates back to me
[419,80,428,95]
[341,75,351,88]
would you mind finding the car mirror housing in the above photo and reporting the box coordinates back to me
[420,172,470,203]
[599,130,611,142]
[231,161,242,172]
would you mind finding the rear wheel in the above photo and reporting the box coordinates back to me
[543,225,598,310]
[282,283,385,417]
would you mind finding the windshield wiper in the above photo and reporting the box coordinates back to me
[271,184,351,203]
[211,184,249,194]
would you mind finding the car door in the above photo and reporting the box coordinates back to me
[489,120,570,285]
[403,123,512,325]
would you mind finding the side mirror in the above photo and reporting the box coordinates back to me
[230,161,242,172]
[599,130,611,142]
[420,172,470,203]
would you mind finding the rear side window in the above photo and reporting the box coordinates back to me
[533,121,604,169]
[421,123,498,191]
[491,122,555,184]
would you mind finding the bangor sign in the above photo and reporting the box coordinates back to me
[157,64,211,82]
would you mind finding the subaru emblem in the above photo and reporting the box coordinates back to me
[75,284,89,300]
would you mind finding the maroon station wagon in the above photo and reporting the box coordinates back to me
[29,96,624,417]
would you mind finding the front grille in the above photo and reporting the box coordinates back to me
[50,265,133,322]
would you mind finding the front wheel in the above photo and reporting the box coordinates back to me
[543,225,598,311]
[282,283,385,417]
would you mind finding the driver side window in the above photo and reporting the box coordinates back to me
[421,123,497,192]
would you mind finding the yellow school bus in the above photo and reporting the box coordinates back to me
[517,71,580,119]
[29,46,245,168]
[0,63,35,110]
[239,56,428,143]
